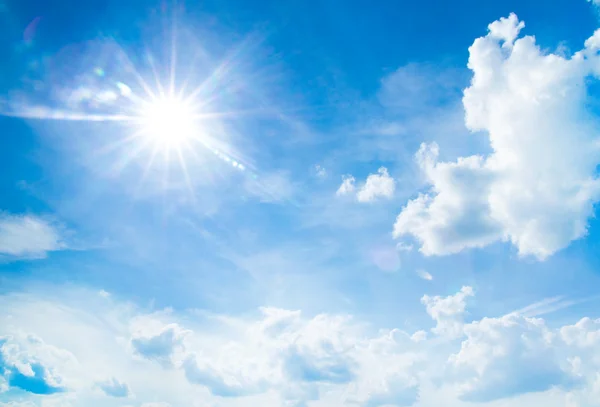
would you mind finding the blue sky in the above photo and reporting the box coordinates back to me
[3,0,600,406]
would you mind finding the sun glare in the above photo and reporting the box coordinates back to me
[0,6,253,194]
[138,97,198,148]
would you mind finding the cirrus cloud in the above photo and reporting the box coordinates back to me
[0,214,65,260]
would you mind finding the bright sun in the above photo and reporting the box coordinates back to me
[2,6,251,195]
[138,96,198,148]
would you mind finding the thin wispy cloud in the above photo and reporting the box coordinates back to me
[0,214,65,260]
[416,269,433,281]
[511,295,600,318]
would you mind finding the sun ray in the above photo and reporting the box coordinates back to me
[109,135,155,176]
[162,143,171,191]
[176,47,206,99]
[146,50,167,99]
[182,32,264,106]
[183,60,230,105]
[134,142,162,197]
[93,129,146,158]
[175,143,196,200]
[181,40,251,106]
[2,109,135,122]
[169,3,178,97]
[119,50,160,102]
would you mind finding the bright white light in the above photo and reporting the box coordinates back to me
[138,97,197,148]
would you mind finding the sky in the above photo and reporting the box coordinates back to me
[3,0,600,406]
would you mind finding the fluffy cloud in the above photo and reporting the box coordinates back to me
[181,309,364,404]
[95,377,130,398]
[357,167,396,202]
[0,290,425,407]
[336,175,356,196]
[183,356,264,398]
[0,376,8,393]
[561,317,600,348]
[337,168,395,202]
[362,374,419,407]
[6,286,600,406]
[447,314,575,402]
[422,286,474,338]
[130,322,189,367]
[0,214,65,259]
[558,318,600,407]
[394,13,600,260]
[394,144,501,256]
[423,288,600,405]
[0,335,74,395]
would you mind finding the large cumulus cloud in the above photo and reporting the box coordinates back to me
[394,13,600,260]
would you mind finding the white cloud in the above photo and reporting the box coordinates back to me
[513,296,585,318]
[566,374,600,407]
[179,307,420,406]
[357,167,396,203]
[418,287,600,405]
[422,286,474,338]
[0,375,8,393]
[560,317,600,348]
[0,214,65,259]
[314,165,327,178]
[337,168,396,203]
[487,13,525,46]
[0,292,194,407]
[130,322,189,368]
[394,144,501,256]
[410,330,427,343]
[420,287,597,403]
[447,314,574,402]
[95,377,130,398]
[336,175,356,196]
[183,354,265,398]
[396,242,414,252]
[0,289,421,407]
[98,290,110,299]
[394,13,600,260]
[361,373,419,407]
[416,269,433,281]
[0,334,75,395]
[559,318,600,406]
[8,286,600,407]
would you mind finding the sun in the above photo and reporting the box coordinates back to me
[0,5,253,194]
[137,96,198,149]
